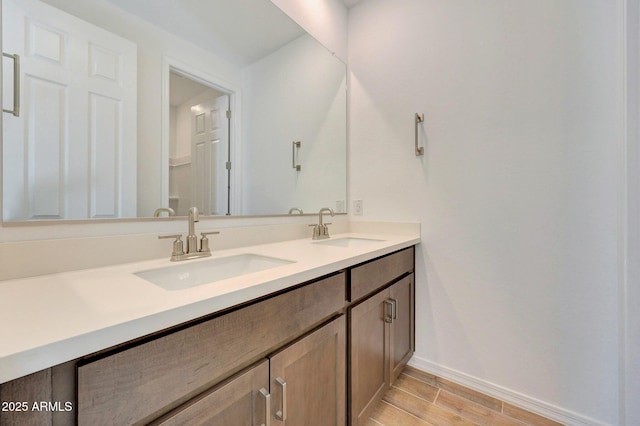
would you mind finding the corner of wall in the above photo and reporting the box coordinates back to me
[269,0,348,62]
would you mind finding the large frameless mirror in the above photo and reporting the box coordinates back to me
[1,0,347,222]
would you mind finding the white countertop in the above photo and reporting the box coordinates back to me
[0,231,419,384]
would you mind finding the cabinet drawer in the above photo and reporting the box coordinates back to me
[78,272,346,425]
[350,247,414,301]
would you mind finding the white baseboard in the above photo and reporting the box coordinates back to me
[408,355,611,426]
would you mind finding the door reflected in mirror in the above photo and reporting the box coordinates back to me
[1,0,347,222]
[168,71,231,217]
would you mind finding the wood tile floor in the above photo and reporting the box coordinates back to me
[368,366,564,426]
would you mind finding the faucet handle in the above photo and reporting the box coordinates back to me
[159,233,183,240]
[158,234,184,260]
[200,231,220,253]
[309,224,332,240]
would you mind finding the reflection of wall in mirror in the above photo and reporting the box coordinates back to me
[169,107,190,216]
[271,0,348,62]
[242,34,347,215]
[5,0,347,219]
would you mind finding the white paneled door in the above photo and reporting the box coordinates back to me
[191,94,229,216]
[2,0,137,220]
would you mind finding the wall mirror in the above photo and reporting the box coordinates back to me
[1,0,347,222]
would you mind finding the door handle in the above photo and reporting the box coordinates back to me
[384,299,393,323]
[258,388,271,426]
[384,298,398,323]
[275,377,287,421]
[3,52,20,117]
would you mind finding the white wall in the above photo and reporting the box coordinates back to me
[624,1,640,423]
[270,0,348,62]
[349,0,622,424]
[242,34,347,215]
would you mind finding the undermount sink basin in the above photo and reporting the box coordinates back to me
[313,237,385,248]
[135,254,295,291]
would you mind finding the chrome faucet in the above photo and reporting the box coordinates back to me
[288,207,303,214]
[158,206,219,261]
[153,207,175,217]
[310,207,334,240]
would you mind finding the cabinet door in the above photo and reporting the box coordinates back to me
[349,289,390,426]
[269,316,346,426]
[152,359,269,426]
[389,274,415,383]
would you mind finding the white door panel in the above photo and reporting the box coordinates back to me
[191,95,229,215]
[26,76,66,219]
[2,0,137,220]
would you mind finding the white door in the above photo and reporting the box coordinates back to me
[2,0,137,220]
[191,94,229,215]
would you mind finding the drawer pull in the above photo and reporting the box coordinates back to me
[384,300,393,323]
[259,388,271,426]
[275,377,287,421]
[390,298,398,320]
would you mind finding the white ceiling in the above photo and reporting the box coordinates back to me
[169,72,225,107]
[106,0,305,66]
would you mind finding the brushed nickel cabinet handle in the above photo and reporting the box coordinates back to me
[258,388,271,426]
[384,300,394,323]
[390,298,398,320]
[275,377,287,421]
[3,53,20,117]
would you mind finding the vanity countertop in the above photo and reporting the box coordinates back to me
[0,230,420,384]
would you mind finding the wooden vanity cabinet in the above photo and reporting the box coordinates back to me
[348,247,415,426]
[153,315,346,426]
[0,245,416,426]
[77,272,346,425]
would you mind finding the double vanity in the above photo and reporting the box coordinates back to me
[0,222,419,425]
